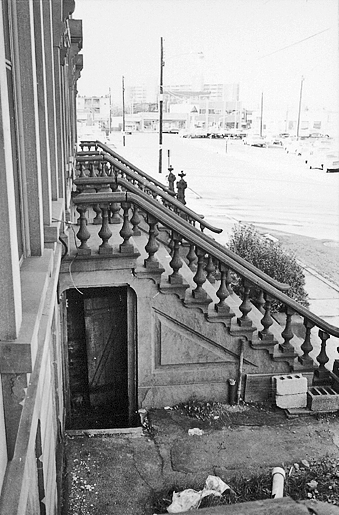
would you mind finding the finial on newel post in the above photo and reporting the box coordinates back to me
[177,171,187,205]
[167,165,176,192]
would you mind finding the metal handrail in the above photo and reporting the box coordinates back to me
[72,190,339,338]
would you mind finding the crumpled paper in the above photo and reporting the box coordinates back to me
[188,428,204,436]
[167,475,230,513]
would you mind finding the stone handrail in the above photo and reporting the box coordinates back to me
[75,154,223,235]
[79,139,175,196]
[72,190,339,344]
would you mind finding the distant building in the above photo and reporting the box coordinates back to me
[77,94,111,130]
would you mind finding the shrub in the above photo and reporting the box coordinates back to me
[227,223,309,311]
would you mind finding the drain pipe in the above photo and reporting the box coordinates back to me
[237,338,245,404]
[271,467,285,498]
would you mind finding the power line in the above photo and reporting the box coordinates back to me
[258,27,331,59]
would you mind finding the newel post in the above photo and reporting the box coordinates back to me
[177,171,187,205]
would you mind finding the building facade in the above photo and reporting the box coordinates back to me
[0,0,82,513]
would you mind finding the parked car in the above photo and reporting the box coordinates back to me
[308,146,337,169]
[285,137,310,154]
[265,134,283,146]
[243,134,266,147]
[188,127,208,138]
[302,139,334,163]
[325,151,339,173]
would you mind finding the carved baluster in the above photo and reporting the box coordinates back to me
[98,204,113,254]
[168,233,175,256]
[119,202,134,253]
[89,162,96,178]
[144,215,160,268]
[130,205,141,236]
[256,290,265,313]
[76,205,91,254]
[226,268,233,294]
[298,318,315,366]
[315,330,330,381]
[79,162,86,178]
[169,232,183,284]
[92,204,102,225]
[192,247,207,299]
[215,263,230,314]
[259,293,274,340]
[101,162,108,177]
[205,255,216,283]
[280,307,295,353]
[186,243,197,271]
[237,279,253,327]
[109,183,121,224]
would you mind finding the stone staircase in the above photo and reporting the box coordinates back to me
[64,140,339,407]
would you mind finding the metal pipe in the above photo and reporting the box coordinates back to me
[271,467,285,498]
[237,338,245,404]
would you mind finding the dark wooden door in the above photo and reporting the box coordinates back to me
[84,292,128,424]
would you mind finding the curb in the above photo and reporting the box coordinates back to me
[297,259,339,294]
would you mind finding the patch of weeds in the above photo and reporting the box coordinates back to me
[172,399,225,422]
[152,456,339,513]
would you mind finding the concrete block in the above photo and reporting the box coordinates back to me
[307,386,339,412]
[273,374,307,396]
[276,392,307,409]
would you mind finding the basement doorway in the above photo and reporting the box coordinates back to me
[65,286,138,430]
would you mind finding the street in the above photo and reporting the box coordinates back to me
[112,132,339,245]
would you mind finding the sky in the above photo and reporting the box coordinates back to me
[74,0,339,112]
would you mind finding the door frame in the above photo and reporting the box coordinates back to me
[63,285,138,428]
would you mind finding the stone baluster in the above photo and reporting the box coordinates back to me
[226,268,233,293]
[76,205,91,254]
[92,204,102,225]
[237,279,253,327]
[130,205,141,236]
[186,243,197,271]
[205,255,216,283]
[256,290,265,313]
[280,307,295,353]
[89,162,96,178]
[298,318,315,366]
[109,182,121,224]
[101,162,108,177]
[79,161,86,178]
[259,293,274,341]
[119,202,134,253]
[144,215,160,268]
[168,232,183,284]
[215,263,230,314]
[315,330,330,381]
[192,247,207,299]
[98,204,113,254]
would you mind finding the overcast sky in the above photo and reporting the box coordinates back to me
[74,0,338,112]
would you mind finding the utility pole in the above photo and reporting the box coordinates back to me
[122,76,126,147]
[296,76,304,138]
[159,37,164,173]
[108,87,111,134]
[260,92,264,138]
